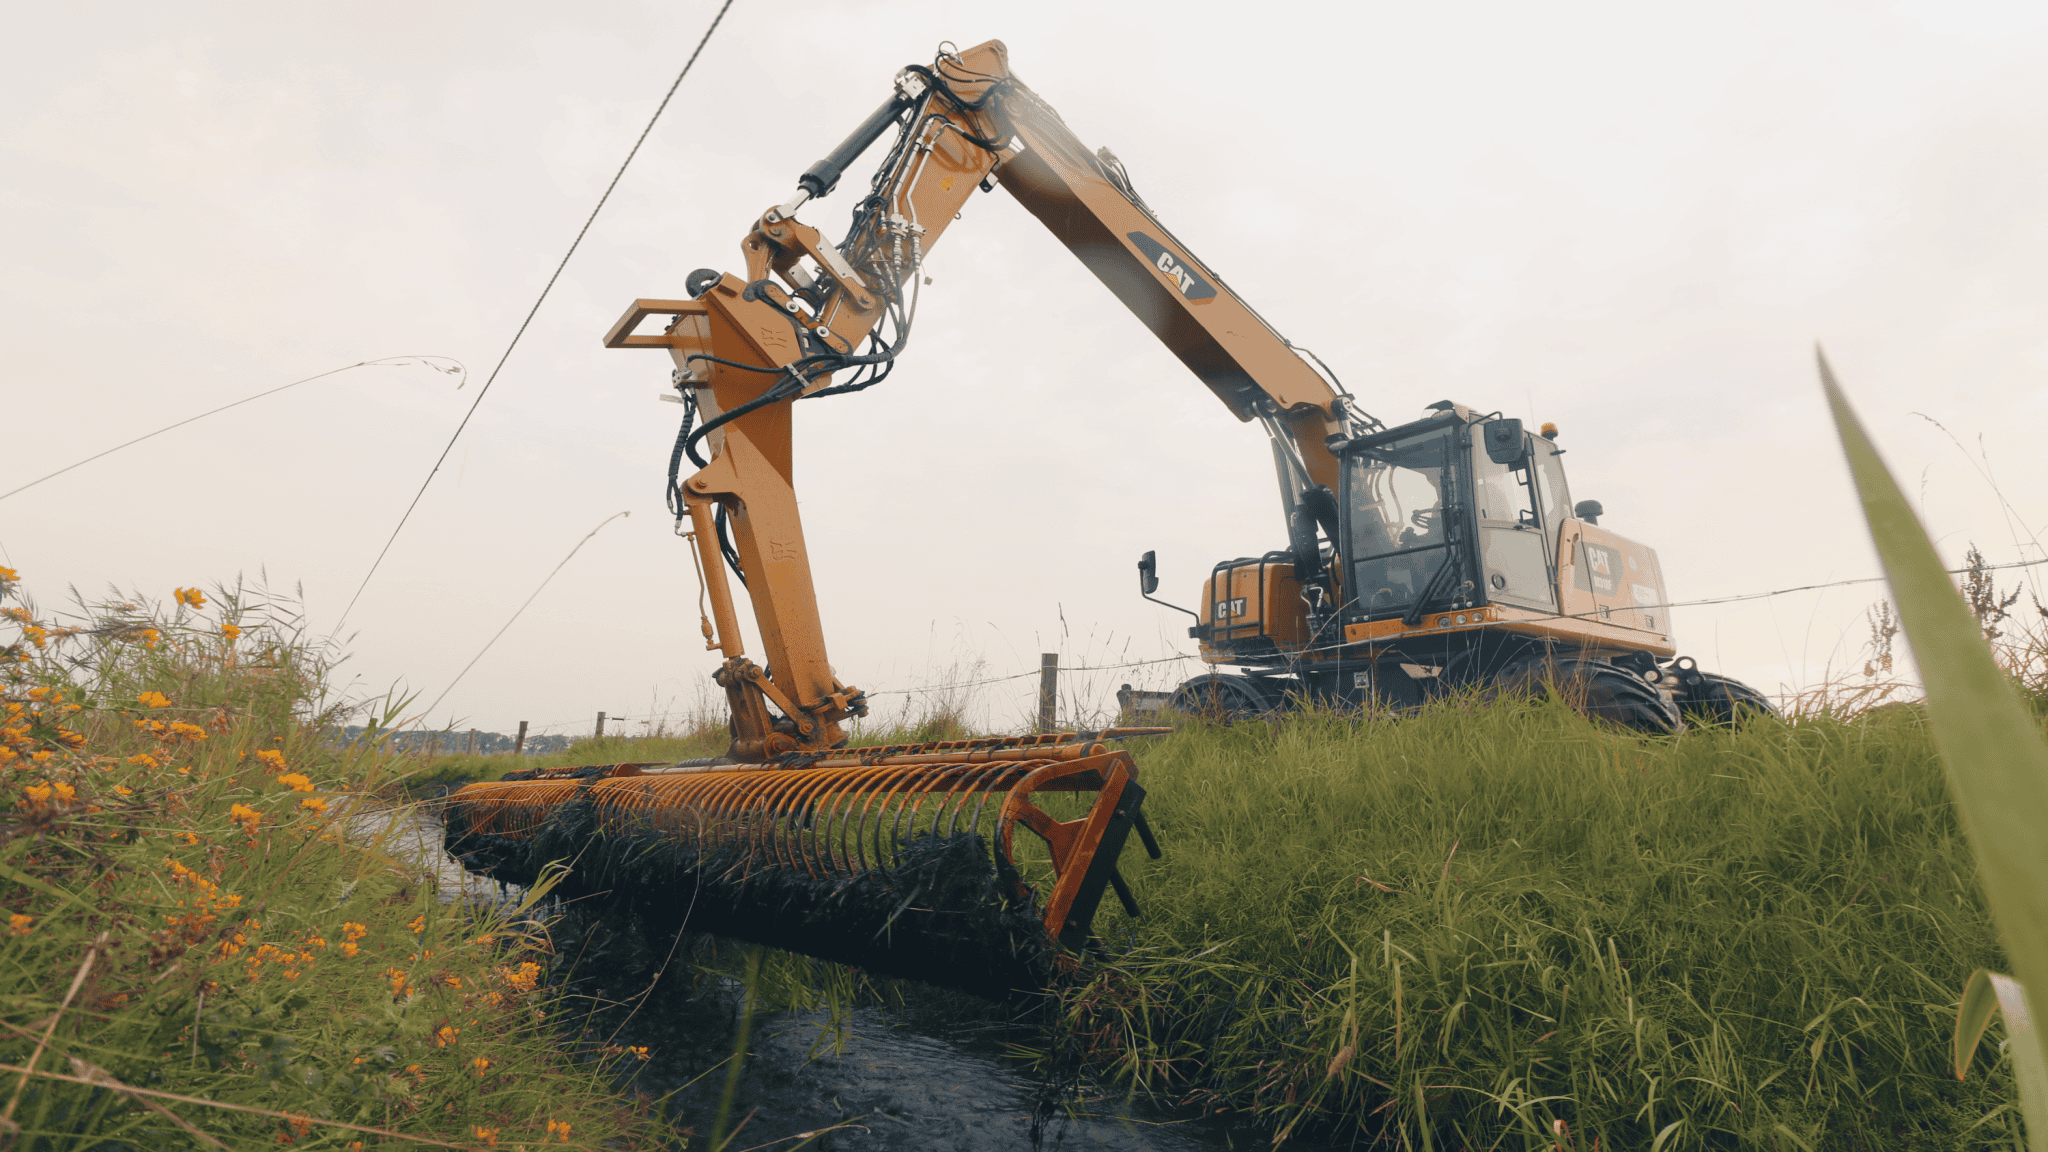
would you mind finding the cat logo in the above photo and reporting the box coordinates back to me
[1127,232,1218,301]
[1215,597,1248,620]
[1572,542,1621,596]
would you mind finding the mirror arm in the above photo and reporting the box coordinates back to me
[1144,590,1203,622]
[1138,551,1202,621]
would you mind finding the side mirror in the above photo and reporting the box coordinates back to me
[1483,418,1527,465]
[1574,499,1604,525]
[1138,550,1159,595]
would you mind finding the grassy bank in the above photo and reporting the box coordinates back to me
[0,574,663,1150]
[1042,697,2022,1149]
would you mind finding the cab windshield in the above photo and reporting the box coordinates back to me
[1343,428,1452,615]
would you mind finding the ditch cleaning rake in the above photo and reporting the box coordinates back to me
[442,731,1164,999]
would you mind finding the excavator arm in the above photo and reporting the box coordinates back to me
[605,40,1358,757]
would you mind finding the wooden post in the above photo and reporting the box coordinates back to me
[514,720,528,755]
[1037,653,1059,733]
[466,729,477,756]
[595,712,607,740]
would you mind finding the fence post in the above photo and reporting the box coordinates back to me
[466,729,477,756]
[514,720,528,755]
[1038,653,1059,733]
[595,712,607,740]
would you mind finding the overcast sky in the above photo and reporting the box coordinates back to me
[5,1,2046,738]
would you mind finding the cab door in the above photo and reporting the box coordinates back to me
[1469,428,1555,611]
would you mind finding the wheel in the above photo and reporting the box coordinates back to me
[1676,669,1777,727]
[1486,658,1683,735]
[1438,632,1544,693]
[1168,673,1279,720]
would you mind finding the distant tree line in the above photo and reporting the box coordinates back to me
[326,725,576,756]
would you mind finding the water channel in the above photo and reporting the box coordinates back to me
[374,802,1279,1151]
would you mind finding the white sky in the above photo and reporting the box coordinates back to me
[5,1,2046,738]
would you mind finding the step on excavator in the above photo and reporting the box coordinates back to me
[444,40,1771,998]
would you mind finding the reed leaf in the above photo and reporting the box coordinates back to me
[1818,347,2048,1146]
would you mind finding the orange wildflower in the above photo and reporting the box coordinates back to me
[136,691,170,709]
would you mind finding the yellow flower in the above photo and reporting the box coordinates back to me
[0,749,16,766]
[167,721,207,741]
[26,688,49,702]
[407,915,426,935]
[51,782,74,803]
[471,1127,498,1147]
[0,567,17,584]
[299,796,327,814]
[253,749,287,773]
[470,1056,490,1075]
[434,1025,460,1047]
[28,751,50,763]
[22,785,51,805]
[499,961,542,992]
[228,804,261,835]
[220,622,241,641]
[9,914,32,935]
[276,772,312,792]
[173,587,206,608]
[127,754,158,768]
[546,1119,573,1141]
[628,1045,650,1061]
[113,785,133,797]
[444,975,462,989]
[136,691,170,709]
[176,831,199,845]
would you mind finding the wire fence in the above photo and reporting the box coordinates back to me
[379,549,2047,750]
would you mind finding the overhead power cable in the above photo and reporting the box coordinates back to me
[0,356,465,504]
[333,0,738,632]
[419,511,630,719]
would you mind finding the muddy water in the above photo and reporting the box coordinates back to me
[373,801,1265,1151]
[607,982,1260,1151]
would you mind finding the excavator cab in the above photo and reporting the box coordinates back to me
[1340,405,1575,624]
[1176,401,1771,731]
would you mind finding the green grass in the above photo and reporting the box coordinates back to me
[1041,697,2025,1149]
[401,734,728,794]
[0,577,668,1150]
[404,711,985,795]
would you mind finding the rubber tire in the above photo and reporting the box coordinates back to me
[1488,658,1683,735]
[1679,672,1777,728]
[1438,633,1544,693]
[1168,673,1280,720]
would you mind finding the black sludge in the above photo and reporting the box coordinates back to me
[444,789,1055,1001]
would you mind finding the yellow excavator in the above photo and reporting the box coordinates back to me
[443,41,1770,997]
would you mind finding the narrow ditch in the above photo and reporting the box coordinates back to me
[367,800,1268,1150]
